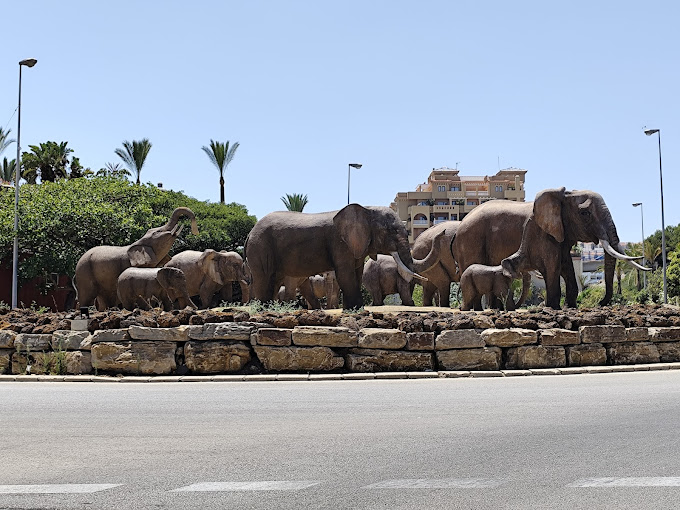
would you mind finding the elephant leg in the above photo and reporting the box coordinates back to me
[398,279,414,306]
[299,279,321,309]
[338,264,363,309]
[160,293,174,311]
[251,276,277,304]
[437,283,451,308]
[561,246,578,308]
[422,282,436,306]
[515,273,531,308]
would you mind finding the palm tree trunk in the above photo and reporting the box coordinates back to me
[220,175,225,204]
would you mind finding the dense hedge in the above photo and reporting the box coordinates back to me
[0,176,256,283]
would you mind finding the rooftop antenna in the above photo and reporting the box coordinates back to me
[455,161,460,170]
[497,156,500,171]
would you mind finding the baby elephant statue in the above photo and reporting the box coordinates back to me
[280,271,340,309]
[362,255,415,306]
[460,264,515,312]
[117,267,197,311]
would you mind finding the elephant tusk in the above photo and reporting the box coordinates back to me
[629,259,652,272]
[390,252,428,283]
[600,239,644,261]
[173,224,185,237]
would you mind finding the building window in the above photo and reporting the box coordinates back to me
[450,186,460,191]
[436,200,448,205]
[437,185,446,192]
[495,185,503,192]
[451,214,457,220]
[467,200,476,206]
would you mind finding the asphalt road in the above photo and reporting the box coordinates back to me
[2,372,680,509]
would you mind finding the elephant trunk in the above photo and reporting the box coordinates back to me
[390,237,428,283]
[165,207,199,235]
[598,204,620,306]
[411,231,444,275]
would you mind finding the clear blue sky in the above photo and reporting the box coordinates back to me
[2,0,678,244]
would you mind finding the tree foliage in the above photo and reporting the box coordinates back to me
[281,193,309,212]
[0,128,14,157]
[115,139,152,185]
[202,139,239,204]
[21,141,74,183]
[0,176,256,284]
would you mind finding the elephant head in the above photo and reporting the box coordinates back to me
[127,207,199,267]
[333,204,437,283]
[156,266,197,309]
[199,249,249,285]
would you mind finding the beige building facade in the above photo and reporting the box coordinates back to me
[392,167,527,243]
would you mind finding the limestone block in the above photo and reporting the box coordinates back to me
[539,329,580,346]
[472,315,495,329]
[292,326,357,348]
[436,329,484,350]
[481,328,537,348]
[79,335,93,351]
[0,330,17,349]
[358,328,407,350]
[129,325,191,341]
[0,349,11,374]
[505,345,566,370]
[580,325,625,344]
[648,327,680,342]
[436,348,502,371]
[346,348,434,372]
[65,351,92,375]
[625,327,649,342]
[254,328,293,346]
[607,342,660,365]
[184,341,251,374]
[90,329,131,343]
[255,345,344,371]
[187,323,261,341]
[656,342,680,363]
[567,344,607,367]
[91,341,177,375]
[51,330,90,351]
[14,334,52,351]
[406,332,434,351]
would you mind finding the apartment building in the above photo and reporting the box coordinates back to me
[391,167,527,243]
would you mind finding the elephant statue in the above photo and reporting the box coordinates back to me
[117,267,197,311]
[75,208,198,310]
[280,272,340,309]
[411,221,461,307]
[362,255,416,306]
[451,188,647,310]
[245,204,440,309]
[460,264,514,311]
[165,249,250,308]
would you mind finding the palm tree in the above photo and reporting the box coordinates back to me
[115,139,152,184]
[202,139,239,204]
[281,193,309,212]
[0,128,15,157]
[21,141,73,182]
[1,157,16,183]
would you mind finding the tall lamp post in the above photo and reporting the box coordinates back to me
[347,163,362,204]
[632,202,646,289]
[644,128,667,303]
[11,58,38,309]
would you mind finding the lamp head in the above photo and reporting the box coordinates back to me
[19,58,37,68]
[632,203,642,207]
[644,128,659,136]
[349,163,362,169]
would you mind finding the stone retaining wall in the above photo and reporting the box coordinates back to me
[2,321,680,376]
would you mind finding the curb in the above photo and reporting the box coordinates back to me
[2,362,680,382]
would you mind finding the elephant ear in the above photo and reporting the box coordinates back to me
[128,245,155,267]
[333,204,372,260]
[533,187,565,243]
[199,249,224,285]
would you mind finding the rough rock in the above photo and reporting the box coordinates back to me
[253,328,293,346]
[505,345,566,370]
[254,346,344,372]
[436,347,502,371]
[184,341,251,374]
[656,342,680,363]
[481,328,537,348]
[12,352,51,375]
[187,322,262,341]
[0,349,11,374]
[346,349,434,372]
[436,329,484,350]
[607,342,660,365]
[0,330,17,349]
[566,344,607,366]
[358,328,407,350]
[292,326,358,347]
[79,335,93,351]
[65,351,92,375]
[580,325,625,344]
[406,332,434,351]
[539,329,580,346]
[648,327,680,342]
[472,315,495,329]
[129,325,191,341]
[91,341,177,375]
[625,327,650,342]
[14,334,52,351]
[90,329,131,343]
[51,330,90,351]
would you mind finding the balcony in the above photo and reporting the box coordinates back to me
[433,219,449,225]
[412,220,429,226]
[466,190,489,197]
[433,205,458,212]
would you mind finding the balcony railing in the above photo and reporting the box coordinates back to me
[412,220,429,226]
[433,219,448,224]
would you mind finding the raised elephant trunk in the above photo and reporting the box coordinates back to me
[165,207,199,235]
[411,231,445,275]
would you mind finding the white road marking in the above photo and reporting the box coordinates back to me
[363,478,505,489]
[171,481,321,492]
[0,484,121,494]
[570,477,680,487]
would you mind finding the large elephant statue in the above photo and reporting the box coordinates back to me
[411,221,460,307]
[245,204,440,309]
[451,188,646,310]
[165,249,250,308]
[362,255,416,306]
[280,272,340,309]
[460,264,514,311]
[74,207,198,310]
[117,267,197,311]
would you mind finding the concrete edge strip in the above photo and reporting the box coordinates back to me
[2,362,680,382]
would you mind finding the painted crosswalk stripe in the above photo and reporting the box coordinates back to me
[172,481,321,492]
[363,478,505,489]
[0,484,121,494]
[570,477,680,487]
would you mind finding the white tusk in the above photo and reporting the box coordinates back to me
[390,252,428,283]
[600,239,643,261]
[629,260,652,272]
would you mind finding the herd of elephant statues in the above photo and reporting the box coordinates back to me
[73,187,649,313]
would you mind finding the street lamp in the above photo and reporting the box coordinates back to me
[347,163,362,204]
[632,202,646,289]
[11,58,38,309]
[644,128,667,303]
